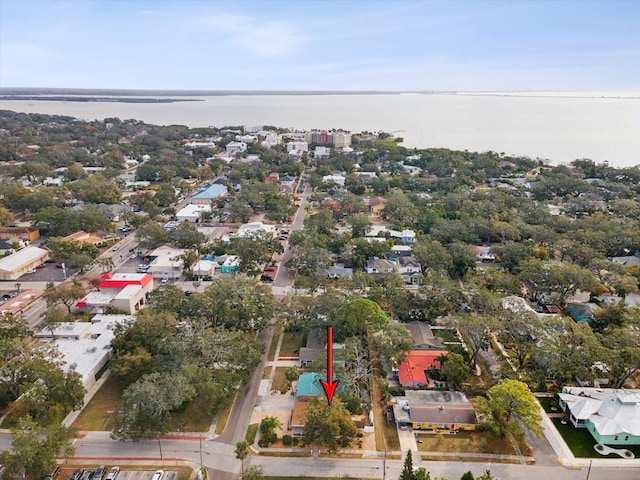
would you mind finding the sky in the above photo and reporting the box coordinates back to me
[1,0,639,92]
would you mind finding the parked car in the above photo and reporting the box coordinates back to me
[70,469,84,480]
[25,269,36,274]
[104,467,120,480]
[35,264,46,269]
[93,466,107,480]
[45,259,57,264]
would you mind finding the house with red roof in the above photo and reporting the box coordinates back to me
[397,350,448,388]
[76,272,154,314]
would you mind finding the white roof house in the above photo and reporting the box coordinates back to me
[322,174,346,187]
[237,222,277,238]
[225,141,247,153]
[559,387,640,445]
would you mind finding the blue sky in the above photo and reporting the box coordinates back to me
[1,0,639,91]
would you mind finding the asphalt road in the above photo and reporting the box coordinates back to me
[274,184,310,288]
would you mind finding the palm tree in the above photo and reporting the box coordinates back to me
[235,440,250,473]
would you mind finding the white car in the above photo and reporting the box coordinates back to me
[161,278,169,283]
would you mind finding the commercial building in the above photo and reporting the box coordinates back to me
[76,273,154,314]
[36,315,132,389]
[190,184,228,205]
[176,204,212,223]
[0,246,50,280]
[146,246,186,279]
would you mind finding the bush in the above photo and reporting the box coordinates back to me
[282,434,293,446]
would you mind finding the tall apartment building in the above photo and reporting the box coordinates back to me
[306,129,351,147]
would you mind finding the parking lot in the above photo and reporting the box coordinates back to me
[20,260,76,282]
[59,468,178,480]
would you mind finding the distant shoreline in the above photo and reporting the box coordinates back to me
[0,95,202,104]
[1,88,638,100]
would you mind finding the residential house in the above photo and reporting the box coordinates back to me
[322,173,346,187]
[0,240,16,255]
[558,387,640,445]
[299,329,344,368]
[568,302,601,323]
[289,399,310,438]
[365,257,396,274]
[0,227,40,242]
[237,222,277,239]
[225,141,247,153]
[63,230,107,246]
[0,246,50,280]
[321,265,353,279]
[404,321,445,350]
[397,350,448,388]
[474,246,496,263]
[609,255,640,266]
[397,256,422,284]
[368,197,387,216]
[391,245,412,258]
[314,146,331,159]
[280,175,296,191]
[264,172,280,183]
[392,390,478,431]
[295,372,344,398]
[286,141,308,152]
[217,254,239,273]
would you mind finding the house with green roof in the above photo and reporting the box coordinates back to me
[295,372,346,398]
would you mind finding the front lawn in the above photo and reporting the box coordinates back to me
[278,332,305,357]
[72,374,123,431]
[553,418,640,458]
[416,430,517,455]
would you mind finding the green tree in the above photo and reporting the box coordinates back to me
[346,214,371,238]
[284,366,300,386]
[372,322,414,369]
[42,279,86,313]
[473,379,542,438]
[230,231,284,276]
[303,397,357,453]
[201,275,275,331]
[235,440,250,473]
[0,416,75,480]
[454,315,496,371]
[136,222,170,249]
[332,298,389,342]
[240,465,264,480]
[168,222,207,249]
[440,352,470,390]
[111,371,195,440]
[400,449,415,480]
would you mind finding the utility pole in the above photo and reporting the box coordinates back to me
[199,435,203,470]
[586,459,592,480]
[382,449,386,480]
[157,435,163,460]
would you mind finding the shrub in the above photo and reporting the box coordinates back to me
[282,434,293,446]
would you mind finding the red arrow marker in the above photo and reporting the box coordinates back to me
[320,326,340,404]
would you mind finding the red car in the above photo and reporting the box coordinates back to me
[35,264,45,269]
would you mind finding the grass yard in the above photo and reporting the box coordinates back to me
[214,400,234,435]
[432,328,459,344]
[278,332,305,357]
[170,396,217,432]
[538,396,561,413]
[72,374,123,431]
[272,367,291,394]
[415,430,516,455]
[552,418,640,458]
[246,423,259,444]
[268,327,282,361]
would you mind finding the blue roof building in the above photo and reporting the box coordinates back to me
[191,184,228,204]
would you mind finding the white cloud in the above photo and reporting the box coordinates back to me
[198,13,303,58]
